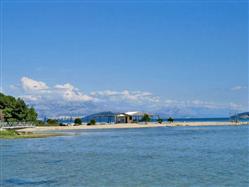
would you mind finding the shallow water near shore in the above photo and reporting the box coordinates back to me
[1,125,249,187]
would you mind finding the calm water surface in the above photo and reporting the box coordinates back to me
[1,125,249,187]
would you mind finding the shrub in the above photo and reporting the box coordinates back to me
[0,129,18,136]
[35,120,46,126]
[167,117,174,123]
[47,119,59,126]
[141,114,151,124]
[87,119,96,126]
[74,118,82,125]
[157,118,163,124]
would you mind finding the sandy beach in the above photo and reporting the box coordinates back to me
[18,121,249,133]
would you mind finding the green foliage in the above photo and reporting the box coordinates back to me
[87,119,96,126]
[26,107,38,122]
[35,120,46,126]
[141,114,151,123]
[0,110,4,121]
[157,118,163,124]
[168,117,174,123]
[0,129,57,139]
[74,118,82,125]
[0,92,38,122]
[0,129,18,137]
[47,119,59,125]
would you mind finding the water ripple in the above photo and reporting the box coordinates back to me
[3,178,56,186]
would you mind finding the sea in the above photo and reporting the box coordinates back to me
[1,125,249,187]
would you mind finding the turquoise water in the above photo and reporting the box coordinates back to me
[1,125,249,187]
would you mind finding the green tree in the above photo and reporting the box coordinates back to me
[0,93,38,122]
[74,118,82,125]
[167,117,174,123]
[87,119,96,126]
[26,107,38,122]
[2,108,13,122]
[141,114,151,124]
[157,118,163,124]
[47,119,59,125]
[0,109,4,121]
[36,120,45,126]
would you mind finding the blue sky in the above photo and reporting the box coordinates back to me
[1,1,248,117]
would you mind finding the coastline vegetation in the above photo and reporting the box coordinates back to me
[74,118,82,125]
[0,129,58,139]
[157,118,163,124]
[0,92,37,123]
[87,119,96,126]
[46,119,61,126]
[0,93,59,139]
[168,117,174,123]
[141,114,151,124]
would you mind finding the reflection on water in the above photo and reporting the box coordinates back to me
[1,125,249,187]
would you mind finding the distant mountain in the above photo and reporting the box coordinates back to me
[230,112,249,119]
[28,100,98,118]
[27,98,237,119]
[153,106,237,118]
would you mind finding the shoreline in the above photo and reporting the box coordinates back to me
[0,130,61,139]
[18,121,249,133]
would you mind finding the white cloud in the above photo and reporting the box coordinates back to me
[21,95,41,101]
[20,77,93,102]
[54,83,93,102]
[91,90,160,103]
[9,84,19,90]
[162,99,245,111]
[228,103,245,110]
[21,77,49,92]
[14,76,247,117]
[55,83,75,90]
[231,86,247,91]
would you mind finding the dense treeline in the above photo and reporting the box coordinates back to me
[0,92,37,122]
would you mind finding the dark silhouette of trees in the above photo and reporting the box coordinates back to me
[168,117,174,123]
[74,118,82,125]
[0,93,38,122]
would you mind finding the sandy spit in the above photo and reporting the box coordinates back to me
[19,121,249,133]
